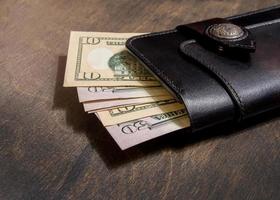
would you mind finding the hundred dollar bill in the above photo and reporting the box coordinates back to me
[84,95,174,112]
[64,31,159,87]
[105,109,190,150]
[97,99,185,126]
[77,86,171,102]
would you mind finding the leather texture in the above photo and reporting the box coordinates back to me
[126,6,280,131]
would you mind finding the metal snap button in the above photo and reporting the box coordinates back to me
[206,23,247,40]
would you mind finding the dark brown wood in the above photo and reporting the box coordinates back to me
[1,1,280,199]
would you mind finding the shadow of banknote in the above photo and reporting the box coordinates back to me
[53,56,159,168]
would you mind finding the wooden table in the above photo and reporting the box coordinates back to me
[1,1,280,199]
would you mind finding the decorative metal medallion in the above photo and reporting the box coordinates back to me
[206,23,246,40]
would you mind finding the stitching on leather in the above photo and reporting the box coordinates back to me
[232,43,254,48]
[246,18,280,29]
[228,6,280,20]
[246,18,280,30]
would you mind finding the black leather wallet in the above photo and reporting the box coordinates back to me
[126,6,280,131]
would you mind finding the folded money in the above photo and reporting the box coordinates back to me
[97,100,185,126]
[64,32,159,87]
[83,95,173,112]
[63,31,190,150]
[105,109,190,150]
[77,86,171,102]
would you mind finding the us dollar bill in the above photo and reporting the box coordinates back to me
[64,32,159,87]
[77,86,171,102]
[105,109,190,150]
[97,100,185,126]
[84,95,174,112]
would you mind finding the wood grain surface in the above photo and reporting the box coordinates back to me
[1,1,280,200]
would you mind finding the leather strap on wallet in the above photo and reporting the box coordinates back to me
[126,5,280,131]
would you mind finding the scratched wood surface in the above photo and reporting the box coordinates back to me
[1,1,280,200]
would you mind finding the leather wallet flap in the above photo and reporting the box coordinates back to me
[126,6,280,131]
[179,19,280,121]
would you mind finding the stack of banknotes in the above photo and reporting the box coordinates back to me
[63,32,190,150]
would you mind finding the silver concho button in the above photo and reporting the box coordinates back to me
[206,23,246,40]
